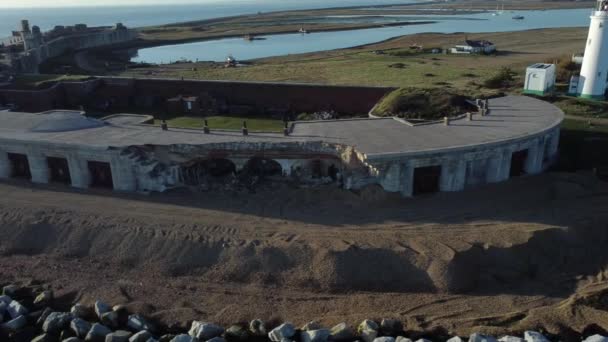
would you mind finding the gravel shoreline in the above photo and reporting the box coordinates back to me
[1,283,606,342]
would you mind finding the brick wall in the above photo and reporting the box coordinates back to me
[0,77,394,115]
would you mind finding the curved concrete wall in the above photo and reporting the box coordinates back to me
[371,125,560,196]
[0,123,560,197]
[0,95,563,198]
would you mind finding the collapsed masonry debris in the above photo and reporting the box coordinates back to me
[119,143,359,193]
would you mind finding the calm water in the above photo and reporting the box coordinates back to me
[132,8,592,63]
[0,0,421,34]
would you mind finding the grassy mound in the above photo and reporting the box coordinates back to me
[371,87,472,120]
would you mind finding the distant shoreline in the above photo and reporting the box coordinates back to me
[139,0,592,30]
[121,21,438,52]
[127,0,593,53]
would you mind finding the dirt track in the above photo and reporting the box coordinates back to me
[1,173,608,338]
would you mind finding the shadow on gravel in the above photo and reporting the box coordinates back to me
[446,224,608,297]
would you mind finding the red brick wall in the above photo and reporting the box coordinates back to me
[126,78,393,115]
[0,83,66,112]
[0,77,394,115]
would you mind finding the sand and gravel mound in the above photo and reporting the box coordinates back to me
[0,172,608,336]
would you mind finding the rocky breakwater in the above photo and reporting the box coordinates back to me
[1,283,608,342]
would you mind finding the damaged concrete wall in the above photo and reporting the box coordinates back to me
[116,141,372,193]
[0,124,561,198]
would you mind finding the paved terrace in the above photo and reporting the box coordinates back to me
[0,96,564,159]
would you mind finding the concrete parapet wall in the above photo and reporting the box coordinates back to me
[366,125,560,197]
[0,139,136,192]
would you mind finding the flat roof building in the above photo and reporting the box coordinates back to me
[0,96,563,197]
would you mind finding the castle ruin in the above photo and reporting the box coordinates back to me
[0,20,137,73]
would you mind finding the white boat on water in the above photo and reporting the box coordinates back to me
[492,2,504,16]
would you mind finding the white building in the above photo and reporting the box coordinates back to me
[523,63,556,96]
[450,40,496,55]
[570,0,608,99]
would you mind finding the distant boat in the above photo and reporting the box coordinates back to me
[492,2,504,16]
[512,15,524,20]
[243,34,266,41]
[298,27,309,34]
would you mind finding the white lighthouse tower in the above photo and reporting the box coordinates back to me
[575,0,608,99]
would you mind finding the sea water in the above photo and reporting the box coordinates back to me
[0,0,423,34]
[131,8,591,63]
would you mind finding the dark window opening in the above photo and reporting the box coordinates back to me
[311,160,322,179]
[47,157,71,184]
[413,165,442,195]
[328,164,339,181]
[180,158,236,186]
[510,149,529,177]
[8,153,31,180]
[88,161,113,189]
[242,158,282,178]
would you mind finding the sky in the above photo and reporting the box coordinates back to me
[0,0,230,8]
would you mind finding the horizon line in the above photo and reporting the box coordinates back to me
[0,1,249,9]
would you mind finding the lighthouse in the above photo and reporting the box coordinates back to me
[574,0,608,99]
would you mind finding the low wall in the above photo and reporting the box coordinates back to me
[0,77,393,116]
[0,82,66,112]
[123,78,394,116]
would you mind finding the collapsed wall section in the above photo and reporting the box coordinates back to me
[116,141,372,193]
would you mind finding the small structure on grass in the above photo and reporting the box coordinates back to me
[225,55,237,68]
[450,40,496,55]
[523,63,556,96]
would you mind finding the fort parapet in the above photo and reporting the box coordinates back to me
[0,96,563,197]
[0,77,393,115]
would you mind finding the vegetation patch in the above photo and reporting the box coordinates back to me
[549,55,580,83]
[552,96,608,119]
[388,63,407,69]
[156,116,284,132]
[371,87,474,120]
[483,67,517,89]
